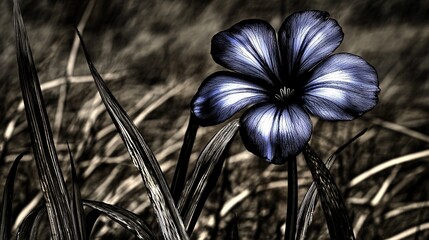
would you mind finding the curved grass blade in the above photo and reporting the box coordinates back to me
[68,144,87,240]
[13,1,74,239]
[178,120,239,234]
[16,205,45,240]
[82,200,156,240]
[303,145,356,240]
[84,209,102,238]
[76,30,188,240]
[171,113,199,204]
[0,152,26,240]
[296,129,366,240]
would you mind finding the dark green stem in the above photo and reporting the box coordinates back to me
[285,156,298,240]
[171,112,199,203]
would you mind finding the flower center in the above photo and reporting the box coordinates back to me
[274,87,295,102]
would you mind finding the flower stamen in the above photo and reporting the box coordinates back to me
[275,87,295,102]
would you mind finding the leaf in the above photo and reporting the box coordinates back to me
[13,1,74,239]
[68,143,87,240]
[171,113,199,204]
[16,205,45,240]
[178,120,239,233]
[296,129,366,240]
[303,145,356,240]
[82,200,156,240]
[75,29,189,240]
[84,209,101,238]
[0,152,26,240]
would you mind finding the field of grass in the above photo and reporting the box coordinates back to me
[1,0,429,239]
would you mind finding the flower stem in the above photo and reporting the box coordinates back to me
[285,156,298,240]
[171,112,199,203]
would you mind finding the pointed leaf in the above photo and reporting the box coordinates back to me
[82,200,156,240]
[178,120,239,233]
[171,113,199,204]
[303,145,355,240]
[16,205,45,240]
[13,1,73,239]
[76,30,188,240]
[0,152,26,240]
[296,129,366,240]
[68,144,87,240]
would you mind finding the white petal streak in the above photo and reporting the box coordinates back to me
[279,11,343,77]
[303,53,379,120]
[240,103,312,164]
[192,72,269,126]
[212,20,281,85]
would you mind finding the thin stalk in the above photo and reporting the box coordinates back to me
[171,113,199,203]
[285,157,297,240]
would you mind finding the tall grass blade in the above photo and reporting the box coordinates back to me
[0,152,26,240]
[303,145,356,240]
[178,120,239,233]
[13,1,74,239]
[296,129,366,240]
[82,200,156,240]
[171,113,199,203]
[76,30,189,240]
[68,144,87,240]
[16,205,45,240]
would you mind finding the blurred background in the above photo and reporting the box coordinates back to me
[1,0,429,239]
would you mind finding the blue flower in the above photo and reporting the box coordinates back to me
[191,11,379,164]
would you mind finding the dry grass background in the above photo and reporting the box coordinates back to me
[1,0,429,239]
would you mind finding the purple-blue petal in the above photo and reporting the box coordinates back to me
[240,103,312,164]
[279,11,343,78]
[211,19,282,86]
[303,53,379,120]
[192,72,270,126]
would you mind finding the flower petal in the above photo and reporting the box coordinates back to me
[192,72,270,126]
[279,11,343,78]
[211,19,282,86]
[240,103,312,164]
[303,53,379,120]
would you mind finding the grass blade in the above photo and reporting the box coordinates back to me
[171,113,199,204]
[0,152,26,240]
[76,30,189,240]
[13,1,74,239]
[178,120,239,234]
[68,144,87,240]
[82,200,156,240]
[296,129,366,240]
[84,209,102,238]
[303,145,356,240]
[16,205,45,240]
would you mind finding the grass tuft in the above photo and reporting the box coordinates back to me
[178,119,239,234]
[296,128,367,240]
[303,145,356,240]
[0,152,26,240]
[75,28,189,240]
[13,0,75,238]
[82,200,156,240]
